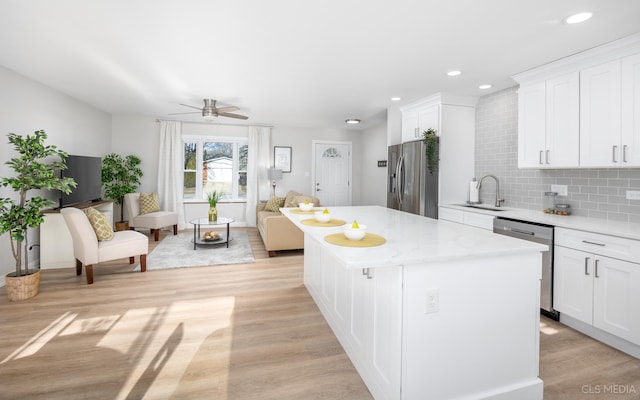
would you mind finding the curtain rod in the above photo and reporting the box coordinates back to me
[155,118,274,128]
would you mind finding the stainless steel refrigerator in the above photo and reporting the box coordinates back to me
[387,141,438,218]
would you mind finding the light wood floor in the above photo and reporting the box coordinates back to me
[1,228,639,399]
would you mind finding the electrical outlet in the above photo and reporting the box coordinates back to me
[425,288,439,314]
[627,190,640,200]
[551,184,568,197]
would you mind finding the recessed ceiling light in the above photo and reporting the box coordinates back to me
[391,97,401,101]
[345,119,361,125]
[565,12,592,24]
[447,70,462,77]
[479,84,493,90]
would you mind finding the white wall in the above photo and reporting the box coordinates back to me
[111,119,371,224]
[0,65,111,280]
[271,126,364,205]
[360,121,388,206]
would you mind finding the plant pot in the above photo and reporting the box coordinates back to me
[5,269,41,301]
[115,221,129,231]
[208,206,218,222]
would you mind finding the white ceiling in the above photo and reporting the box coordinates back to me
[1,0,640,130]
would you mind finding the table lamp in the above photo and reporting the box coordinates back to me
[267,168,283,197]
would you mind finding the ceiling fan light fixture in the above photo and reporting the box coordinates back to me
[202,109,217,120]
[345,119,361,125]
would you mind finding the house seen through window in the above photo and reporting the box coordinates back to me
[183,137,248,201]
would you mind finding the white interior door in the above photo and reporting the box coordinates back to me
[313,141,352,206]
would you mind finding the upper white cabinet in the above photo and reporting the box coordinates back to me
[513,33,640,168]
[622,53,640,165]
[401,102,439,142]
[517,72,579,168]
[400,93,477,204]
[580,60,622,167]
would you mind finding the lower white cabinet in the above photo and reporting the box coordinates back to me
[438,206,495,230]
[303,233,543,399]
[304,237,402,399]
[554,228,640,346]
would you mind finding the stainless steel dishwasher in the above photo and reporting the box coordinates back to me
[493,217,558,320]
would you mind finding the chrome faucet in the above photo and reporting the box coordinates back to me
[477,174,505,207]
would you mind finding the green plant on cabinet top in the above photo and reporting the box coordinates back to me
[422,128,439,174]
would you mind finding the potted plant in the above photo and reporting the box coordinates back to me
[0,130,76,301]
[101,153,143,231]
[206,190,224,222]
[422,128,439,174]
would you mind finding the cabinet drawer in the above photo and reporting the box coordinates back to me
[556,227,640,263]
[463,212,494,230]
[438,207,464,224]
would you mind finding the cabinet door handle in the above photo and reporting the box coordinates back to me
[613,145,618,163]
[582,240,605,247]
[546,150,550,164]
[623,145,628,163]
[595,259,600,278]
[362,268,373,279]
[539,150,543,165]
[584,257,590,275]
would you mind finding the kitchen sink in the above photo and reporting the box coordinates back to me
[455,204,508,212]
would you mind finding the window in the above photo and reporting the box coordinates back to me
[183,137,248,201]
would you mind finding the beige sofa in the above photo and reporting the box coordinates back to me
[256,191,319,257]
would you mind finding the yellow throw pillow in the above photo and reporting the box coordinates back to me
[284,190,303,207]
[86,207,114,241]
[140,192,160,214]
[264,196,285,212]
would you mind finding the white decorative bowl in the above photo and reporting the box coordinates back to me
[343,224,367,241]
[299,202,314,211]
[314,211,331,223]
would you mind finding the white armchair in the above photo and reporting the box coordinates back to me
[61,207,149,284]
[124,193,178,241]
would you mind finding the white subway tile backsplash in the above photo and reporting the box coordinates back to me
[475,86,640,223]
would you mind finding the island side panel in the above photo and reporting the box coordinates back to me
[401,252,543,400]
[303,234,403,400]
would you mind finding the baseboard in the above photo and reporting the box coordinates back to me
[560,314,640,359]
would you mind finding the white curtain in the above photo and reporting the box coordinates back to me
[246,126,271,226]
[157,120,186,230]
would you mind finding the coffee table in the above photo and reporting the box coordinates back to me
[190,217,234,250]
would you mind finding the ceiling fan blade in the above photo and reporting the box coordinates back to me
[179,103,203,110]
[168,111,200,115]
[213,105,240,113]
[218,112,249,120]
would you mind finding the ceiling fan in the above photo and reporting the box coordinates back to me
[171,99,248,120]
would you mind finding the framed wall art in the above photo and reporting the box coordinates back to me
[274,146,292,173]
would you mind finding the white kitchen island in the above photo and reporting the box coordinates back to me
[282,206,547,400]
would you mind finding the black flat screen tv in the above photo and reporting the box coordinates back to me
[60,155,103,207]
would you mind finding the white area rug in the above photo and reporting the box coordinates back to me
[135,231,254,271]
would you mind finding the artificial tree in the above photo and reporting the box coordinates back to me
[0,130,76,281]
[101,153,143,224]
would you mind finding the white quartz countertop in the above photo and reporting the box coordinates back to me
[282,206,547,269]
[440,203,640,241]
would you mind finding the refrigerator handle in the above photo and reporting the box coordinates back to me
[396,155,404,206]
[394,156,401,205]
